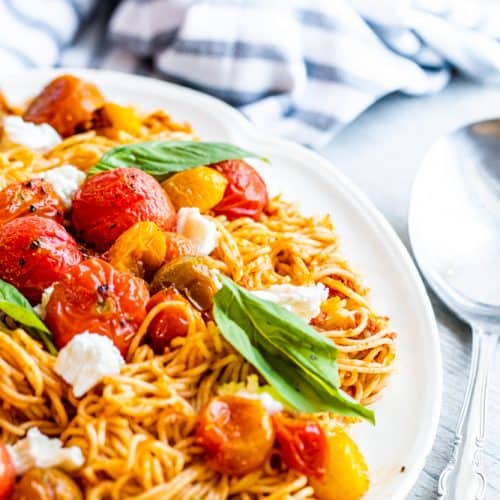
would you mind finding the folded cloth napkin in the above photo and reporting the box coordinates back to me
[1,0,500,147]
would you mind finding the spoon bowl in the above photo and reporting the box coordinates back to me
[409,118,500,500]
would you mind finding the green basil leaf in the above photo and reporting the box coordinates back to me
[88,141,267,180]
[213,275,374,423]
[0,279,57,355]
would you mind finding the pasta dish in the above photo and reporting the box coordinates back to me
[0,75,396,500]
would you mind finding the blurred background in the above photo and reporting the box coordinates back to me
[1,0,500,498]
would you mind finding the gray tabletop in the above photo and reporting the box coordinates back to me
[321,79,500,499]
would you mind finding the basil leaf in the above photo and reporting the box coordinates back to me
[213,275,374,423]
[0,279,57,355]
[88,141,267,180]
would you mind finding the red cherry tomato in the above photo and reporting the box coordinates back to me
[164,232,195,263]
[146,289,190,354]
[272,413,328,479]
[0,216,81,304]
[71,167,176,251]
[212,159,268,221]
[23,74,105,137]
[0,179,64,227]
[0,442,15,500]
[196,395,275,475]
[45,258,149,356]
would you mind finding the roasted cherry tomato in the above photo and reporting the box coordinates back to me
[0,441,15,500]
[13,467,83,500]
[23,75,105,137]
[0,179,64,226]
[309,426,369,500]
[107,221,166,279]
[146,289,190,353]
[196,395,274,475]
[161,166,227,212]
[92,102,141,139]
[272,413,328,479]
[151,256,218,312]
[71,167,176,251]
[45,258,149,356]
[164,232,195,263]
[0,216,81,304]
[212,160,268,221]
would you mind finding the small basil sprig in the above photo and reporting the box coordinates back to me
[0,279,57,355]
[213,275,374,423]
[88,141,267,181]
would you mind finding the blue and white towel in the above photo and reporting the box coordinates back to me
[1,0,500,147]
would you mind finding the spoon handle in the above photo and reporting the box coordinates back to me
[438,326,498,500]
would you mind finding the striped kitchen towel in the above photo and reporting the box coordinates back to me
[1,0,500,147]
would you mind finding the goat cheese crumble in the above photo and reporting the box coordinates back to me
[3,116,61,152]
[7,427,84,475]
[40,164,86,210]
[54,332,124,398]
[34,285,55,320]
[176,207,218,255]
[252,283,329,322]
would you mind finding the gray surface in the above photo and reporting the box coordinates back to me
[321,79,500,500]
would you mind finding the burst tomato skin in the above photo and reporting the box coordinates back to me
[146,289,190,354]
[71,167,176,251]
[23,74,105,137]
[196,395,275,475]
[212,160,268,221]
[0,179,64,226]
[272,413,328,479]
[0,441,15,500]
[45,258,149,357]
[0,216,81,304]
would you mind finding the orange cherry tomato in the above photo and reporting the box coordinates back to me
[212,159,268,221]
[0,179,64,226]
[146,289,190,353]
[0,215,81,304]
[23,75,105,137]
[309,426,369,500]
[196,395,275,475]
[71,167,176,251]
[164,232,196,263]
[272,413,328,479]
[45,258,149,356]
[0,442,15,500]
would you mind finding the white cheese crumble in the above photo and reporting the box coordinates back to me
[176,207,219,255]
[34,284,55,320]
[238,391,284,415]
[3,116,61,152]
[7,427,84,475]
[252,283,329,322]
[54,332,124,398]
[40,164,86,210]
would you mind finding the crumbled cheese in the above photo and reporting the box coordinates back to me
[34,285,55,320]
[252,283,329,322]
[176,207,219,255]
[40,164,86,210]
[218,375,284,415]
[54,332,124,398]
[3,116,61,152]
[7,427,84,475]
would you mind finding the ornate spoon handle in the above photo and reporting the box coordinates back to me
[438,326,498,500]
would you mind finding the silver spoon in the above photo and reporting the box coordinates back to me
[409,118,500,500]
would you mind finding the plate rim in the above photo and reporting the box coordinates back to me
[1,68,443,498]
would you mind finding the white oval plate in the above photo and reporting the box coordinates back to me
[1,69,441,499]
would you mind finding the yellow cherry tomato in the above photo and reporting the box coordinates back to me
[309,426,369,500]
[161,166,228,212]
[108,221,166,279]
[94,102,141,138]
